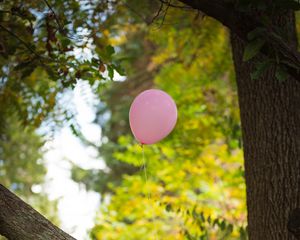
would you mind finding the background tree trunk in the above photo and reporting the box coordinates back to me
[0,184,76,240]
[230,11,300,239]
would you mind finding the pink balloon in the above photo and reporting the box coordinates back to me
[129,89,177,145]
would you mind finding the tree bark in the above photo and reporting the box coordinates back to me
[0,184,76,240]
[230,11,300,239]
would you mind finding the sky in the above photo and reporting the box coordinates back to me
[44,81,104,239]
[41,22,126,237]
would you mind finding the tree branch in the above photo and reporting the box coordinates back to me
[178,0,239,33]
[0,24,41,58]
[178,0,300,82]
[0,184,76,240]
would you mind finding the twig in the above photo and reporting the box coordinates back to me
[122,1,149,24]
[158,0,171,28]
[150,1,164,24]
[42,0,64,33]
[158,0,193,9]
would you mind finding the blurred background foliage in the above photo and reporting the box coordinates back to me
[0,0,255,239]
[71,1,247,239]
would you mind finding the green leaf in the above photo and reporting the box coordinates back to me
[247,27,265,41]
[21,65,35,78]
[239,227,248,240]
[243,38,265,62]
[59,36,72,49]
[280,60,299,71]
[70,124,79,137]
[275,66,289,82]
[107,65,114,80]
[250,60,273,80]
[165,204,172,212]
[14,61,32,71]
[220,220,226,230]
[106,45,115,57]
[97,45,115,62]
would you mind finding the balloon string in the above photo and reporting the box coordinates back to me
[141,144,148,188]
[141,144,158,239]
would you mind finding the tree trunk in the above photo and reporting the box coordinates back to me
[231,11,300,239]
[0,184,76,240]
